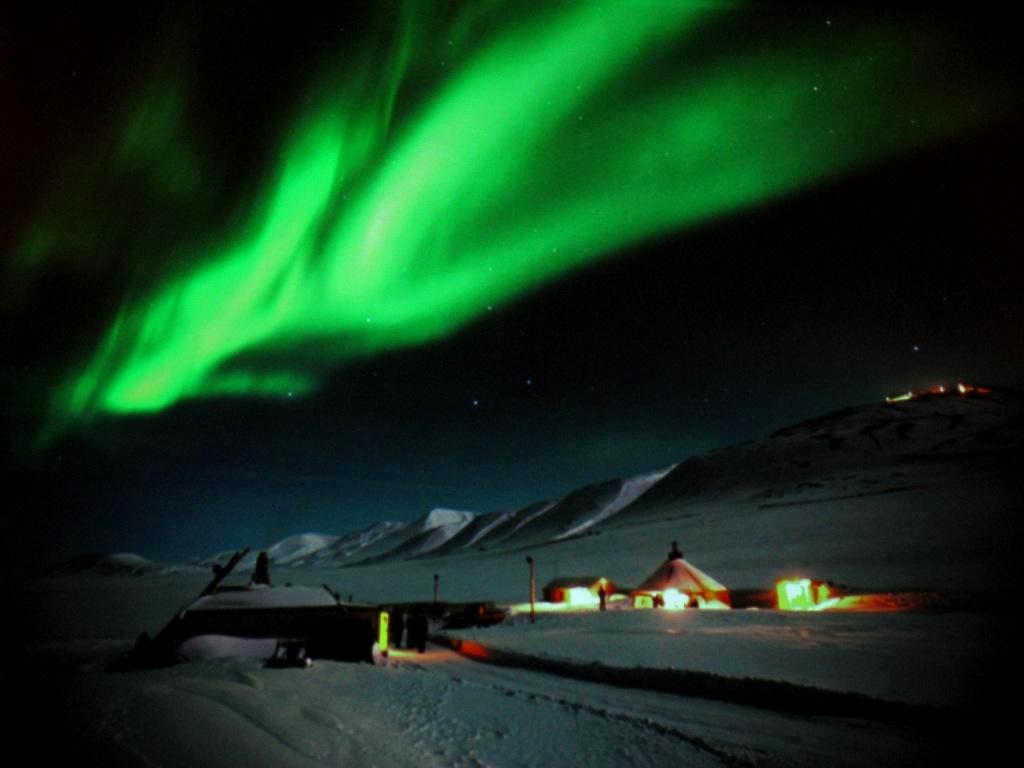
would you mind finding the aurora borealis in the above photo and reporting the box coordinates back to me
[3,2,1021,561]
[11,2,1005,432]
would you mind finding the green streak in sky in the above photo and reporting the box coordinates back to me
[29,2,1003,432]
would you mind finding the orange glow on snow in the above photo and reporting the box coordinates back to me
[386,648,450,663]
[456,639,490,660]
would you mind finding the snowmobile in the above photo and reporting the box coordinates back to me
[112,548,389,670]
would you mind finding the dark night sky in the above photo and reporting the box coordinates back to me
[2,3,1021,564]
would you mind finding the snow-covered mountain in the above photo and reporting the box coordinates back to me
[53,552,201,576]
[305,520,408,565]
[204,533,340,570]
[610,387,1023,527]
[264,533,340,566]
[123,387,1024,584]
[344,508,477,565]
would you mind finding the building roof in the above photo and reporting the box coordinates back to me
[542,576,609,590]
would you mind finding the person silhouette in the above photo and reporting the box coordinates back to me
[251,551,272,586]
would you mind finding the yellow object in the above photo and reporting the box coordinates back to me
[378,611,389,654]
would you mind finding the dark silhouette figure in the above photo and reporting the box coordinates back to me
[668,541,684,561]
[391,610,405,649]
[251,552,272,586]
[408,612,428,653]
[598,585,607,612]
[653,593,665,609]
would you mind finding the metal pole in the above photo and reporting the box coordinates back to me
[433,573,439,605]
[528,561,536,626]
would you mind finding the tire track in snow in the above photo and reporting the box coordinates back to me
[451,670,756,767]
[438,635,957,729]
[395,648,755,767]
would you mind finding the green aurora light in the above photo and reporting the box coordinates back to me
[18,3,1007,436]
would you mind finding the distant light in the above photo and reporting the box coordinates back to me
[565,587,599,606]
[776,578,838,611]
[777,578,815,610]
[662,588,689,610]
[633,594,654,609]
[885,391,914,403]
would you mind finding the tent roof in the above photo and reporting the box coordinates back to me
[634,558,727,595]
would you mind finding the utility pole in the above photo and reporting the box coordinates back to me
[433,573,439,606]
[526,556,535,624]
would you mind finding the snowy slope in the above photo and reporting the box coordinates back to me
[354,509,477,563]
[265,533,339,566]
[611,389,1023,527]
[129,389,1024,590]
[309,520,408,565]
[53,552,202,576]
[555,466,673,539]
[315,508,476,566]
[306,389,1021,595]
[426,501,554,556]
[456,467,673,551]
[203,533,339,570]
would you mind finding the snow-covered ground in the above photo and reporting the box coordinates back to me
[7,563,1014,767]
[13,636,957,768]
[11,393,1019,765]
[454,608,1004,709]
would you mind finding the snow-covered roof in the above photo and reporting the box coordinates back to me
[188,585,338,611]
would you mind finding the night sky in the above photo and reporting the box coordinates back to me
[2,2,1021,564]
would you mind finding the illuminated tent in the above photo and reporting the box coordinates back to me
[542,576,615,606]
[632,557,731,609]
